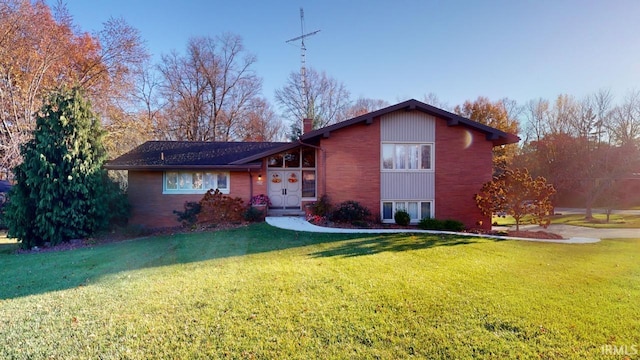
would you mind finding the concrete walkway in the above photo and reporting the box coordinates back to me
[265,217,602,244]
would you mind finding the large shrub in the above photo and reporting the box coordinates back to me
[330,200,371,223]
[4,87,129,249]
[196,189,245,224]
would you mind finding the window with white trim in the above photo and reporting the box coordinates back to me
[164,171,230,194]
[381,201,432,223]
[382,143,432,170]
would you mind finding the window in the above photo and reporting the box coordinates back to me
[381,201,432,223]
[268,148,316,169]
[302,170,316,198]
[164,171,230,194]
[302,147,316,167]
[382,143,433,170]
[284,151,300,168]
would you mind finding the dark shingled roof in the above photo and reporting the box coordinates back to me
[105,141,290,170]
[300,99,520,146]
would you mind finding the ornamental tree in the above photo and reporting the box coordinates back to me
[475,168,556,231]
[4,87,128,249]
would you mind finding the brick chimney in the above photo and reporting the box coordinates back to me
[303,118,313,134]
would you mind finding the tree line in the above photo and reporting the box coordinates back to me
[451,93,640,217]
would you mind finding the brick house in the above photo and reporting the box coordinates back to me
[106,99,519,230]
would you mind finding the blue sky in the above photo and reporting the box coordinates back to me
[53,0,640,109]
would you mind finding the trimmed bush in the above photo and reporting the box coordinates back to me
[331,200,371,223]
[174,201,201,227]
[443,219,465,232]
[394,210,411,226]
[244,206,265,222]
[418,218,465,231]
[312,194,332,216]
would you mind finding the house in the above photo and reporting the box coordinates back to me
[105,99,519,230]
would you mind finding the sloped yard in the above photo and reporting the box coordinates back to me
[1,224,638,359]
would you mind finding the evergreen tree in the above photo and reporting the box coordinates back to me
[5,87,128,249]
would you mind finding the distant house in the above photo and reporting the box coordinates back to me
[106,99,519,229]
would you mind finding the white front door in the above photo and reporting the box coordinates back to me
[268,170,301,209]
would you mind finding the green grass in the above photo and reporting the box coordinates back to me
[1,224,639,359]
[494,213,640,228]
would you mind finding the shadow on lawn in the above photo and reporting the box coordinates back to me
[0,223,362,299]
[0,223,496,299]
[309,233,494,258]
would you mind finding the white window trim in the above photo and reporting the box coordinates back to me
[163,171,230,195]
[381,142,434,172]
[381,200,434,224]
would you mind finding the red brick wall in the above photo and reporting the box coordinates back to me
[318,121,381,219]
[127,168,265,228]
[435,121,493,230]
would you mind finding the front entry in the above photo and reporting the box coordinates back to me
[268,170,301,209]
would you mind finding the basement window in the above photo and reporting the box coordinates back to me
[381,201,432,223]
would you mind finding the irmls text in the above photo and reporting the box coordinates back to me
[601,344,638,356]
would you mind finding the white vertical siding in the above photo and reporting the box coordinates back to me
[380,111,436,200]
[380,112,435,142]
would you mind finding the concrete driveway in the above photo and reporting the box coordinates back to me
[538,207,639,239]
[514,224,639,239]
[554,207,640,216]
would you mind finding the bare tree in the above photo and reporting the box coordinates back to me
[275,67,351,137]
[590,89,614,144]
[343,98,389,119]
[157,34,263,141]
[93,18,150,159]
[235,97,284,141]
[548,94,579,135]
[422,92,450,110]
[522,98,550,143]
[609,90,640,147]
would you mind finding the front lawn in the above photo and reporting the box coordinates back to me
[1,224,638,359]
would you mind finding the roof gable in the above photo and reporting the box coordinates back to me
[300,99,520,146]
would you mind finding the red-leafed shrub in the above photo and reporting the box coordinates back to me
[197,189,245,224]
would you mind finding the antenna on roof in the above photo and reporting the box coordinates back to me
[286,8,320,120]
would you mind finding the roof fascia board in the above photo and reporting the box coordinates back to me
[104,163,263,171]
